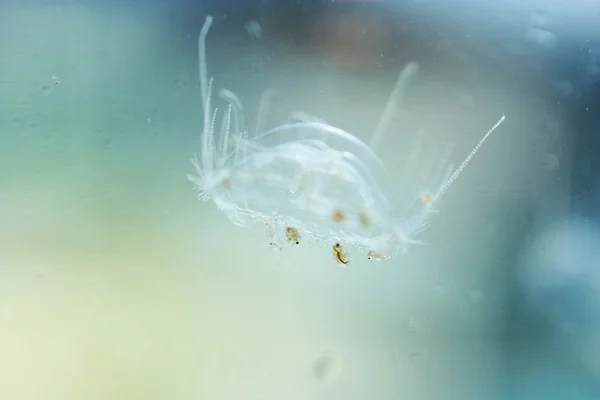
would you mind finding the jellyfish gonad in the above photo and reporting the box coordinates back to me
[188,15,505,264]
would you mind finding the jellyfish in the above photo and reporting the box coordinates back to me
[188,15,506,262]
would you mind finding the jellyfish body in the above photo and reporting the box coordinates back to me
[216,121,399,254]
[188,15,505,262]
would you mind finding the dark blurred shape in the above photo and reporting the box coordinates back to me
[310,7,392,70]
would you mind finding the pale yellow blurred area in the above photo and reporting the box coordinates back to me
[0,1,548,400]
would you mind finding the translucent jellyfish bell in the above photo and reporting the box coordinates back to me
[228,120,398,252]
[188,15,506,263]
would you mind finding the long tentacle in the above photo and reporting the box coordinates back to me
[199,16,215,173]
[434,115,506,204]
[369,62,419,151]
[219,88,247,163]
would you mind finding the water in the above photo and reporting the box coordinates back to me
[1,0,599,399]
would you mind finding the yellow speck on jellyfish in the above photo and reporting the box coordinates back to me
[187,15,506,264]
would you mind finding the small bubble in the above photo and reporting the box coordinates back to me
[588,45,600,63]
[542,153,560,170]
[525,28,557,49]
[406,316,419,332]
[312,351,343,382]
[245,20,262,38]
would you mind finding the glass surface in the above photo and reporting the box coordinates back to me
[1,0,599,399]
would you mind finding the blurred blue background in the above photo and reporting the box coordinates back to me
[1,0,599,399]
